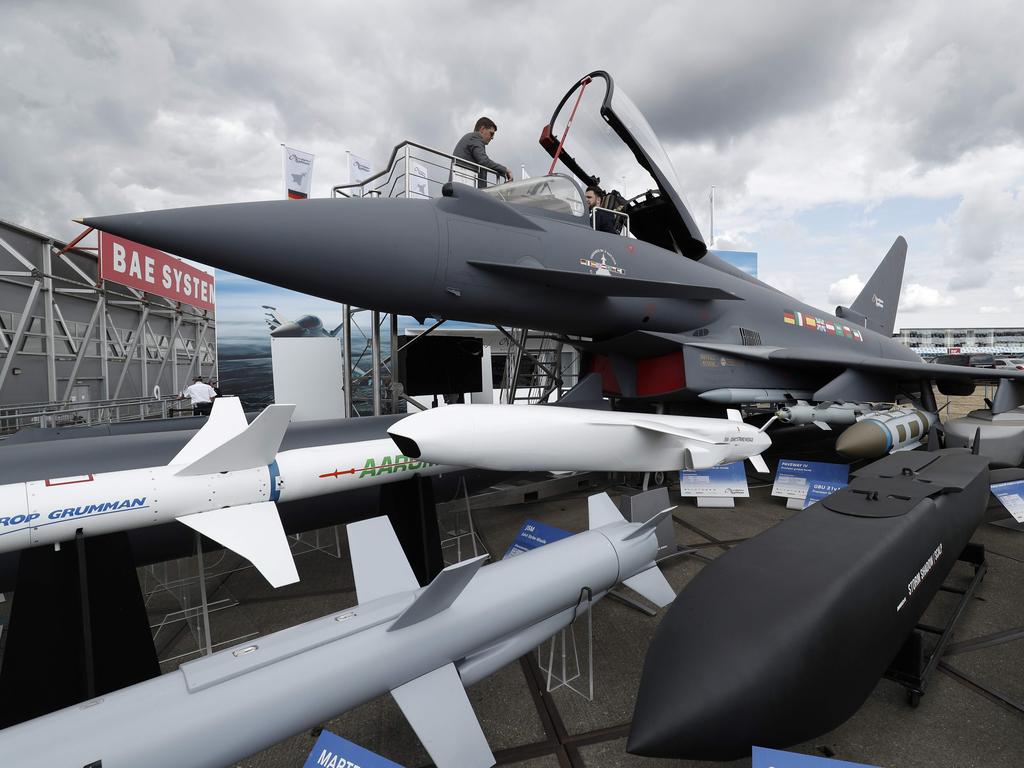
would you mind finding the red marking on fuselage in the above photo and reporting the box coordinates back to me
[45,474,95,487]
[319,468,357,479]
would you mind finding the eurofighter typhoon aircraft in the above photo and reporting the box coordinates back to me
[80,71,1024,433]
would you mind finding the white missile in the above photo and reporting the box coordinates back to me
[388,404,772,474]
[0,493,674,768]
[0,397,456,587]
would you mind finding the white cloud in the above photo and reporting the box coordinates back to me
[901,283,956,311]
[1013,286,1024,299]
[827,274,864,306]
[979,305,1008,314]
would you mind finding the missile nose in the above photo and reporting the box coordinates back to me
[836,421,888,459]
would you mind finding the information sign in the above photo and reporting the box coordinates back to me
[772,460,849,501]
[504,519,572,559]
[991,479,1024,523]
[679,462,749,498]
[98,232,215,312]
[753,747,878,767]
[304,730,405,768]
[802,480,847,509]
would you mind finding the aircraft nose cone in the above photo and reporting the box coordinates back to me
[82,197,441,315]
[835,421,888,459]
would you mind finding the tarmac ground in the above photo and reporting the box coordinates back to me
[129,425,1024,768]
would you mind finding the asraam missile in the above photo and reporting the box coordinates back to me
[835,406,937,459]
[627,448,990,760]
[0,493,675,768]
[0,397,455,587]
[388,403,772,473]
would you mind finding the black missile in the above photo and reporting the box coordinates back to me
[628,448,990,760]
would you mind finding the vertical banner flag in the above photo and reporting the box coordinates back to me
[410,162,430,198]
[284,145,314,199]
[347,152,373,185]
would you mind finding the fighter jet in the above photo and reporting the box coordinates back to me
[263,305,343,338]
[78,71,1024,421]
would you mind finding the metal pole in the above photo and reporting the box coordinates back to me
[710,185,715,247]
[342,304,353,417]
[371,310,382,416]
[99,295,110,400]
[390,313,399,414]
[195,532,214,656]
[42,242,57,403]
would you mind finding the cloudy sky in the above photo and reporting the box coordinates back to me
[2,1,1022,331]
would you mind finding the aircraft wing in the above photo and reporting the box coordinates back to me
[467,260,741,301]
[687,342,1024,381]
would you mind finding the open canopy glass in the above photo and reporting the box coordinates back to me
[539,71,707,259]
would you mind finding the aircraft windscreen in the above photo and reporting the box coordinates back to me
[608,88,685,199]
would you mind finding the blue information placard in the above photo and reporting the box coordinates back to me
[802,480,847,509]
[772,460,849,501]
[679,461,749,498]
[753,746,878,768]
[504,519,573,559]
[990,479,1024,522]
[304,730,405,768]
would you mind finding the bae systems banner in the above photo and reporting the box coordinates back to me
[98,232,215,312]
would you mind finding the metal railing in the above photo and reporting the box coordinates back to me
[0,393,188,436]
[332,140,505,200]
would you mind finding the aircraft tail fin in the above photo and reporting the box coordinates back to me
[845,236,907,336]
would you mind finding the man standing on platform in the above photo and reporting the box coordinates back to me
[182,376,217,416]
[452,117,512,187]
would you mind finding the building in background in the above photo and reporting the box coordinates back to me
[894,327,1024,357]
[0,218,215,432]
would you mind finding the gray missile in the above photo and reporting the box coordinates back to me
[0,493,674,768]
[698,388,815,405]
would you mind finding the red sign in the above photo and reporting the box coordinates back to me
[949,347,961,354]
[98,232,215,312]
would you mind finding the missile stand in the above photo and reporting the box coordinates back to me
[884,543,987,707]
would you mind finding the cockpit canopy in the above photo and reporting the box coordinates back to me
[539,71,707,259]
[481,174,586,218]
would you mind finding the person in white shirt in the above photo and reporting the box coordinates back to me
[182,376,218,416]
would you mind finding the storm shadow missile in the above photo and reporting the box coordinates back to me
[387,403,772,473]
[627,448,990,760]
[0,397,456,587]
[835,406,937,459]
[0,493,674,768]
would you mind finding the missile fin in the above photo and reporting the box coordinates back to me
[748,453,770,474]
[389,554,489,632]
[390,663,495,768]
[170,396,248,466]
[176,501,298,588]
[603,419,716,444]
[347,516,419,604]
[175,404,295,476]
[726,408,742,422]
[588,492,625,529]
[623,508,675,541]
[623,566,676,608]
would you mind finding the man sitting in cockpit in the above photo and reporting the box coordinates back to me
[586,186,617,233]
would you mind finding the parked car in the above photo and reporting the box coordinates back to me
[930,353,996,368]
[994,357,1024,370]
